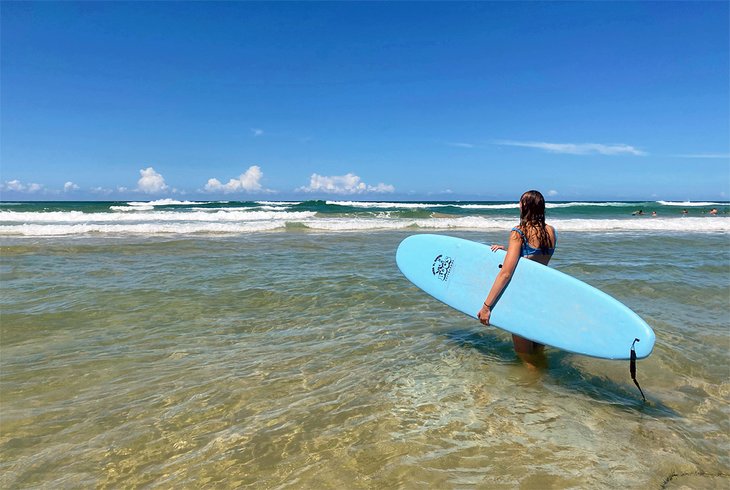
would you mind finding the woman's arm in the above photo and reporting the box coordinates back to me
[477,230,522,326]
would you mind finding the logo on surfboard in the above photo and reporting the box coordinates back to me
[432,254,454,281]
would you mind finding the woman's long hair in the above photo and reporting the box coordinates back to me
[519,190,553,254]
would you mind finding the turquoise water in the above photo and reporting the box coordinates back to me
[1,201,729,487]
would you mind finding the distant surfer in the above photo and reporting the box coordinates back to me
[632,209,644,216]
[477,190,557,367]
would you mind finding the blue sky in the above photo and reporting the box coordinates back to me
[1,1,728,201]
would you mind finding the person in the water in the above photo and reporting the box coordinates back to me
[477,190,557,367]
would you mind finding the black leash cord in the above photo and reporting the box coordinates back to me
[630,338,646,402]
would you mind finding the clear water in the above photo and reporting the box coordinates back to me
[1,202,728,488]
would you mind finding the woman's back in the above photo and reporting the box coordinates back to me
[512,224,557,265]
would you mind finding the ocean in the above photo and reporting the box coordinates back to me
[1,199,728,235]
[1,200,729,488]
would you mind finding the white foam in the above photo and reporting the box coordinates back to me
[188,205,294,212]
[252,205,292,212]
[113,200,203,211]
[1,211,727,236]
[656,201,727,207]
[124,199,213,207]
[255,201,302,206]
[111,205,154,212]
[326,201,645,210]
[187,206,286,212]
[326,201,445,209]
[456,203,518,209]
[1,210,90,221]
[325,201,515,210]
[550,217,729,232]
[546,202,632,208]
[0,210,316,223]
[0,221,286,236]
[296,216,730,233]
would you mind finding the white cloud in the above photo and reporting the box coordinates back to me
[547,189,559,197]
[299,173,395,195]
[252,128,264,137]
[91,187,114,195]
[1,179,44,193]
[204,165,267,193]
[495,140,646,156]
[447,142,476,149]
[3,180,25,191]
[137,167,169,194]
[64,181,80,192]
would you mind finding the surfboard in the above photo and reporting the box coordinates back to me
[396,234,655,360]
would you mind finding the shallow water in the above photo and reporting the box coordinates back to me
[1,230,728,488]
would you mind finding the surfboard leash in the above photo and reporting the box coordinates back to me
[630,338,646,402]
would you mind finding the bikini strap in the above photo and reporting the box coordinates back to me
[511,227,527,254]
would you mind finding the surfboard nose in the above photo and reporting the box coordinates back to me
[396,234,440,278]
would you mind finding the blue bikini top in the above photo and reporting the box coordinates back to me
[511,226,557,257]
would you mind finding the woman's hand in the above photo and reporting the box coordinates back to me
[491,244,505,252]
[477,304,491,326]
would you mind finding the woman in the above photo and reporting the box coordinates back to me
[477,190,557,366]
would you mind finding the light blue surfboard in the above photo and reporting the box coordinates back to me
[396,234,655,360]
